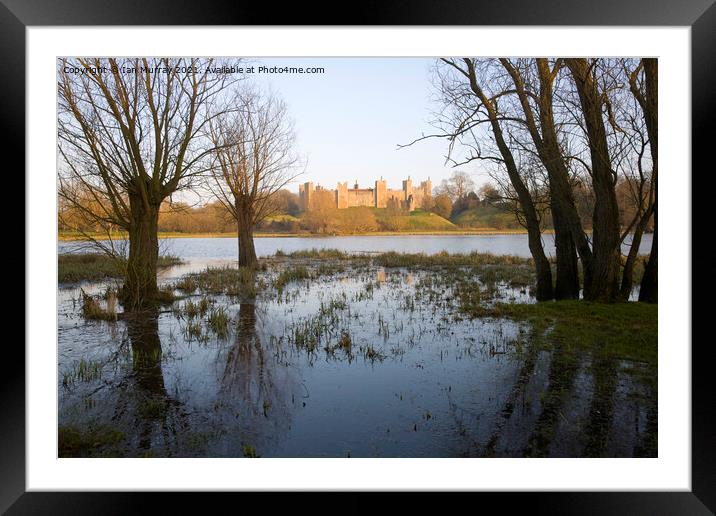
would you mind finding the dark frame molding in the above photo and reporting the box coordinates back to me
[7,1,713,513]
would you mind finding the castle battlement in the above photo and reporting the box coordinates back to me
[299,177,432,212]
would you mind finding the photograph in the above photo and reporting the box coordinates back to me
[56,56,658,459]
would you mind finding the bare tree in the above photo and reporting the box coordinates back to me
[207,88,303,267]
[434,170,476,202]
[499,58,588,300]
[58,57,241,309]
[563,58,623,302]
[404,57,657,304]
[421,58,555,300]
[628,59,658,303]
[610,81,655,300]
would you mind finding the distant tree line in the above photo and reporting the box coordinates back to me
[426,171,653,233]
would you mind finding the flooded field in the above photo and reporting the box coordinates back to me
[58,247,657,458]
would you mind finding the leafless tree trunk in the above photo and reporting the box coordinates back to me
[564,58,622,302]
[58,57,241,309]
[500,58,589,299]
[629,59,658,303]
[406,58,555,299]
[457,59,554,300]
[207,88,303,268]
[618,107,655,300]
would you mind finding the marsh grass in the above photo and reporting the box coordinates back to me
[183,320,208,342]
[62,358,103,388]
[208,307,230,339]
[363,344,386,362]
[242,444,259,458]
[337,330,352,352]
[374,251,531,269]
[275,248,354,260]
[274,266,311,293]
[59,253,183,283]
[153,287,177,305]
[58,424,125,457]
[184,299,200,319]
[178,266,258,298]
[175,276,198,293]
[80,289,117,321]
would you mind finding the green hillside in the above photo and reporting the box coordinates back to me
[452,206,521,230]
[373,209,456,231]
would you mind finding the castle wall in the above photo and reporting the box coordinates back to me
[346,189,374,207]
[310,187,336,210]
[301,177,432,212]
[386,189,405,203]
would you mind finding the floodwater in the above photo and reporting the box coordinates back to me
[57,235,657,458]
[58,232,653,260]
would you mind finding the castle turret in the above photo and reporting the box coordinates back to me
[375,178,387,208]
[423,177,432,199]
[299,182,314,211]
[402,176,413,203]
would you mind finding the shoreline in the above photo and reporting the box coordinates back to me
[58,229,544,241]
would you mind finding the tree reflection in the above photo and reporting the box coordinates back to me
[123,311,184,455]
[216,302,298,456]
[583,355,618,457]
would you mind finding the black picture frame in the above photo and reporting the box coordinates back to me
[6,0,713,513]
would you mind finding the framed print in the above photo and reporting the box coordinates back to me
[5,0,714,512]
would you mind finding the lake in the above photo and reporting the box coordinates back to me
[59,232,654,260]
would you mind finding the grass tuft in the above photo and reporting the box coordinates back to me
[80,289,117,321]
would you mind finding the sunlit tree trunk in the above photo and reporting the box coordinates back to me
[237,197,258,268]
[122,194,161,309]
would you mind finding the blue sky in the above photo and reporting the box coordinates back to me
[247,57,488,193]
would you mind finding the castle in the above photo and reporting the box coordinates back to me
[298,177,432,212]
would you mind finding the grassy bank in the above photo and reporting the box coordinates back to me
[466,300,657,366]
[452,205,523,230]
[58,253,183,283]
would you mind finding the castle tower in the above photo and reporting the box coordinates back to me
[299,181,314,211]
[336,181,348,209]
[402,176,413,203]
[374,178,387,208]
[423,177,432,199]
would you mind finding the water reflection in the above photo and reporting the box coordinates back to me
[58,259,657,458]
[123,312,186,455]
[213,302,299,456]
